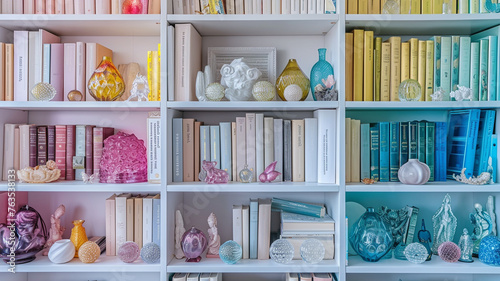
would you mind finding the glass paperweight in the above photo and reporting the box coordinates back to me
[270,239,294,264]
[252,81,276,101]
[300,239,325,264]
[310,48,335,101]
[127,74,149,101]
[394,243,407,260]
[479,236,500,266]
[219,240,242,265]
[31,82,56,101]
[118,241,140,263]
[403,243,428,264]
[181,227,207,262]
[88,56,125,101]
[382,0,400,14]
[140,242,161,264]
[438,242,461,263]
[239,165,254,183]
[398,79,422,101]
[67,90,83,101]
[276,59,310,101]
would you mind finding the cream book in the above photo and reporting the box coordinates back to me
[105,194,116,255]
[389,36,401,101]
[292,119,305,182]
[351,119,361,182]
[126,196,135,242]
[134,195,144,248]
[345,118,351,182]
[363,31,374,101]
[174,24,201,101]
[115,193,131,252]
[258,198,271,259]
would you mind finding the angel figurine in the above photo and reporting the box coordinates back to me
[43,205,66,255]
[207,212,220,258]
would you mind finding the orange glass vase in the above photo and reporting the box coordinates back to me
[87,56,125,101]
[70,220,88,257]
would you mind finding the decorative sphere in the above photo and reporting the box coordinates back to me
[382,0,400,14]
[270,239,294,264]
[78,241,101,263]
[219,240,242,264]
[404,242,428,264]
[181,227,208,262]
[398,79,422,101]
[438,242,461,263]
[239,165,254,183]
[67,90,83,101]
[48,239,75,264]
[283,84,303,101]
[300,239,325,264]
[141,242,161,264]
[205,83,225,101]
[252,81,276,101]
[31,82,57,101]
[479,235,500,266]
[118,241,140,263]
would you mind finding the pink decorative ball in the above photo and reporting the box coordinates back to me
[122,0,143,14]
[99,131,147,183]
[118,241,140,263]
[438,242,461,263]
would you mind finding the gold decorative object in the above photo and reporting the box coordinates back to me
[31,82,57,101]
[70,220,88,257]
[78,241,100,263]
[17,160,61,183]
[276,59,310,101]
[362,178,376,185]
[252,81,276,101]
[87,56,125,101]
[67,90,83,101]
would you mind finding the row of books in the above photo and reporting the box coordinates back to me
[105,193,161,256]
[287,273,337,281]
[172,110,336,184]
[345,25,499,102]
[0,0,160,15]
[173,0,336,14]
[172,273,221,281]
[1,124,115,181]
[347,0,491,14]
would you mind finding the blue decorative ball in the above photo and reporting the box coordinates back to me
[479,236,500,266]
[219,240,242,264]
[140,242,161,264]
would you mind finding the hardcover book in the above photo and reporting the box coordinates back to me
[432,36,442,93]
[173,118,183,182]
[399,122,409,167]
[258,198,271,260]
[379,122,390,182]
[147,115,161,183]
[360,124,370,180]
[84,125,95,175]
[389,122,399,182]
[304,118,318,182]
[292,119,305,182]
[37,126,48,166]
[220,122,232,180]
[255,113,264,177]
[249,198,258,259]
[233,205,243,247]
[274,118,284,182]
[440,37,452,99]
[183,119,195,181]
[314,109,336,183]
[370,123,379,181]
[283,119,292,181]
[474,110,495,176]
[272,197,326,218]
[264,117,274,169]
[246,113,256,181]
[236,117,246,181]
[417,121,426,163]
[435,121,448,181]
[425,122,435,181]
[174,24,201,101]
[65,125,76,180]
[351,119,361,182]
[105,194,116,255]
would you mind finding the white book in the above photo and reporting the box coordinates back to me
[263,0,271,13]
[287,273,299,281]
[255,113,265,179]
[200,273,211,281]
[173,0,184,13]
[226,0,235,13]
[300,0,307,13]
[236,117,246,182]
[245,0,253,13]
[273,119,283,181]
[209,273,221,281]
[246,113,256,181]
[167,25,175,100]
[232,205,243,247]
[314,109,336,183]
[264,117,274,168]
[27,31,38,100]
[172,273,187,281]
[304,118,318,182]
[282,0,291,13]
[345,118,351,182]
[272,0,280,13]
[2,0,12,14]
[13,1,23,13]
[115,193,131,252]
[308,0,316,13]
[291,0,299,13]
[143,195,154,246]
[253,0,262,13]
[187,273,200,281]
[235,0,244,13]
[242,205,250,259]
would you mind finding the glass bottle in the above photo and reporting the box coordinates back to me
[70,220,88,257]
[88,56,125,101]
[276,59,310,101]
[310,48,335,101]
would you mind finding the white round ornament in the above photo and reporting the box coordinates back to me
[205,83,225,101]
[252,81,276,101]
[48,239,76,264]
[283,84,303,101]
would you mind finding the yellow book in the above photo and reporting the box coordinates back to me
[381,42,391,101]
[418,40,427,101]
[452,0,457,13]
[374,37,382,101]
[368,0,373,13]
[157,43,161,101]
[425,40,434,101]
[348,0,358,14]
[345,118,351,182]
[373,0,381,13]
[209,0,225,14]
[401,0,411,13]
[147,50,153,101]
[422,0,432,13]
[401,42,410,82]
[409,38,418,80]
[364,31,374,101]
[353,29,364,101]
[359,0,368,13]
[433,0,443,13]
[389,37,401,101]
[411,0,421,13]
[151,50,159,102]
[345,33,354,101]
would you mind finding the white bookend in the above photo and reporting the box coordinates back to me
[143,195,154,246]
[236,117,246,181]
[115,193,131,252]
[245,0,253,13]
[246,113,256,181]
[304,118,318,183]
[314,109,337,184]
[291,0,299,13]
[242,205,250,259]
[258,198,271,259]
[273,119,283,181]
[264,117,274,168]
[232,205,243,247]
[255,113,264,179]
[263,0,271,13]
[282,0,291,13]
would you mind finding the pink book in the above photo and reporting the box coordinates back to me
[0,192,28,224]
[74,0,84,13]
[55,125,67,179]
[19,125,33,170]
[96,0,111,14]
[14,127,20,171]
[48,125,55,161]
[55,0,64,13]
[35,0,46,13]
[29,126,37,167]
[93,127,114,174]
[75,42,86,101]
[46,0,55,13]
[2,0,13,14]
[13,1,23,13]
[141,0,148,13]
[65,0,74,13]
[66,125,76,180]
[85,125,95,175]
[50,43,64,101]
[85,0,95,13]
[24,0,35,13]
[63,43,76,101]
[13,31,29,101]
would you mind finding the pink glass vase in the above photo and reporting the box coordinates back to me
[181,227,208,262]
[122,0,143,14]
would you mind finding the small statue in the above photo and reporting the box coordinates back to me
[201,160,229,184]
[458,228,474,262]
[431,194,457,255]
[430,87,446,101]
[470,203,493,256]
[43,205,66,255]
[487,195,497,236]
[207,212,220,258]
[126,73,150,101]
[175,210,186,259]
[220,58,262,101]
[259,161,281,183]
[449,86,473,101]
[417,219,432,261]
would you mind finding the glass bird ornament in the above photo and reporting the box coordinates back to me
[259,161,281,183]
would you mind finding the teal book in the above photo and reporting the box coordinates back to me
[370,123,380,181]
[470,42,480,101]
[425,122,435,181]
[220,122,232,180]
[271,197,326,218]
[417,121,426,163]
[471,23,500,100]
[399,122,409,166]
[433,36,442,92]
[491,135,497,182]
[249,199,258,259]
[360,123,371,180]
[435,122,447,181]
[210,125,220,169]
[458,36,471,88]
[409,121,418,159]
[479,39,489,101]
[389,122,399,182]
[487,36,497,101]
[450,36,460,93]
[440,37,452,98]
[379,122,390,182]
[474,110,496,176]
[173,118,183,182]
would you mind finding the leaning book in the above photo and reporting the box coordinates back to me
[271,198,326,218]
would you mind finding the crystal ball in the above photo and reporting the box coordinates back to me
[404,242,428,264]
[270,239,294,264]
[300,239,325,264]
[479,235,500,266]
[31,82,56,101]
[398,79,422,101]
[219,240,242,265]
[283,84,303,101]
[118,241,140,263]
[438,242,461,263]
[382,0,400,14]
[252,81,276,101]
[141,242,161,264]
[78,241,100,263]
[239,165,254,183]
[205,83,225,101]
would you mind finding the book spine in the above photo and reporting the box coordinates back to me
[351,119,361,182]
[374,37,382,101]
[348,0,358,13]
[35,0,46,14]
[426,122,435,181]
[93,127,103,175]
[14,31,28,101]
[479,39,489,101]
[459,37,471,88]
[400,0,410,13]
[231,122,236,181]
[126,198,134,242]
[400,41,410,82]
[47,125,55,161]
[399,122,409,167]
[153,197,161,246]
[255,113,264,177]
[264,117,274,169]
[345,118,351,182]
[43,44,51,84]
[488,36,497,101]
[314,110,336,184]
[147,118,161,183]
[200,125,211,173]
[232,205,242,247]
[85,125,94,175]
[425,40,434,101]
[450,36,460,93]
[307,0,316,13]
[37,126,48,166]
[290,0,298,13]
[143,198,153,245]
[433,36,442,93]
[435,122,447,181]
[14,128,19,171]
[274,119,284,182]
[246,113,256,181]
[245,0,253,13]
[459,0,468,12]
[380,42,391,101]
[134,197,143,248]
[236,117,246,181]
[389,122,399,182]
[220,122,232,180]
[105,196,116,255]
[417,40,426,101]
[263,0,272,14]
[304,118,318,182]
[75,125,85,180]
[292,119,305,182]
[345,33,353,101]
[404,207,419,244]
[360,123,370,180]
[358,0,368,13]
[379,122,390,182]
[242,205,249,259]
[66,125,76,180]
[491,134,497,183]
[283,120,292,181]
[65,0,74,13]
[363,31,374,101]
[46,0,55,13]
[249,199,258,259]
[5,44,14,101]
[466,110,481,178]
[418,121,426,163]
[433,0,443,13]
[257,200,271,259]
[194,121,201,181]
[96,0,111,14]
[353,29,364,101]
[183,119,195,181]
[173,118,183,182]
[19,125,31,171]
[470,0,479,13]
[50,43,64,101]
[470,42,480,101]
[115,196,128,251]
[235,0,244,13]
[411,0,420,13]
[440,37,452,99]
[370,123,379,181]
[75,42,86,101]
[389,37,401,101]
[2,125,16,180]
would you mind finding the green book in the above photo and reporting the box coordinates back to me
[432,36,442,92]
[417,121,426,163]
[470,42,480,101]
[458,37,471,88]
[374,37,382,101]
[425,122,435,181]
[370,123,380,181]
[440,37,452,99]
[399,122,409,166]
[409,121,418,159]
[389,122,400,182]
[450,36,460,94]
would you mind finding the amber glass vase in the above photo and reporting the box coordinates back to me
[88,56,125,101]
[70,220,88,257]
[276,59,310,101]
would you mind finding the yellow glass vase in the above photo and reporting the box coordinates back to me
[276,59,310,101]
[70,220,88,257]
[88,56,125,101]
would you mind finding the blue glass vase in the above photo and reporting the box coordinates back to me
[349,207,393,262]
[310,48,335,101]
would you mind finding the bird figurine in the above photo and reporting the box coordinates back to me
[259,161,281,183]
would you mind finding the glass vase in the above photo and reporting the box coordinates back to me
[349,207,393,262]
[181,227,208,262]
[310,48,335,101]
[122,0,143,14]
[276,59,310,101]
[88,56,125,101]
[70,220,88,258]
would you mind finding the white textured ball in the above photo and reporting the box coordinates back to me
[205,83,225,101]
[252,81,276,101]
[48,239,76,264]
[283,84,303,101]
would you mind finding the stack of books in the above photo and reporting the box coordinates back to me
[287,273,337,281]
[0,1,160,14]
[172,273,221,281]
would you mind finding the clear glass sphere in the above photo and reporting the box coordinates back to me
[239,165,254,183]
[300,239,325,264]
[404,242,428,264]
[398,79,422,101]
[270,239,294,264]
[219,240,242,265]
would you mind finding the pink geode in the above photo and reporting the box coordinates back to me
[99,131,147,183]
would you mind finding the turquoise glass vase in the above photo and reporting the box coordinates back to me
[310,48,335,101]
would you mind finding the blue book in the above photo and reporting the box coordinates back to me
[435,122,448,181]
[152,195,161,246]
[200,125,211,169]
[425,122,435,181]
[491,135,497,183]
[447,109,481,179]
[360,123,370,179]
[417,121,426,163]
[220,122,232,179]
[458,37,471,89]
[450,36,460,93]
[432,36,442,92]
[173,118,183,182]
[479,39,489,101]
[399,122,409,166]
[271,197,326,218]
[210,125,220,169]
[471,25,500,100]
[249,198,258,259]
[408,121,418,159]
[474,110,496,176]
[369,123,380,181]
[470,42,480,101]
[379,122,390,182]
[43,43,51,83]
[389,122,399,182]
[440,37,452,98]
[487,36,497,101]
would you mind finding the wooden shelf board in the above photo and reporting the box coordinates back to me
[346,181,500,192]
[0,101,161,111]
[167,182,339,192]
[167,101,339,111]
[346,101,500,110]
[0,181,162,192]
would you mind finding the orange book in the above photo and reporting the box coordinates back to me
[5,43,13,101]
[345,32,354,101]
[194,121,202,181]
[183,118,195,182]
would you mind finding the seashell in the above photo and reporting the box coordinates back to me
[48,239,75,264]
[361,178,375,184]
[17,163,61,183]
